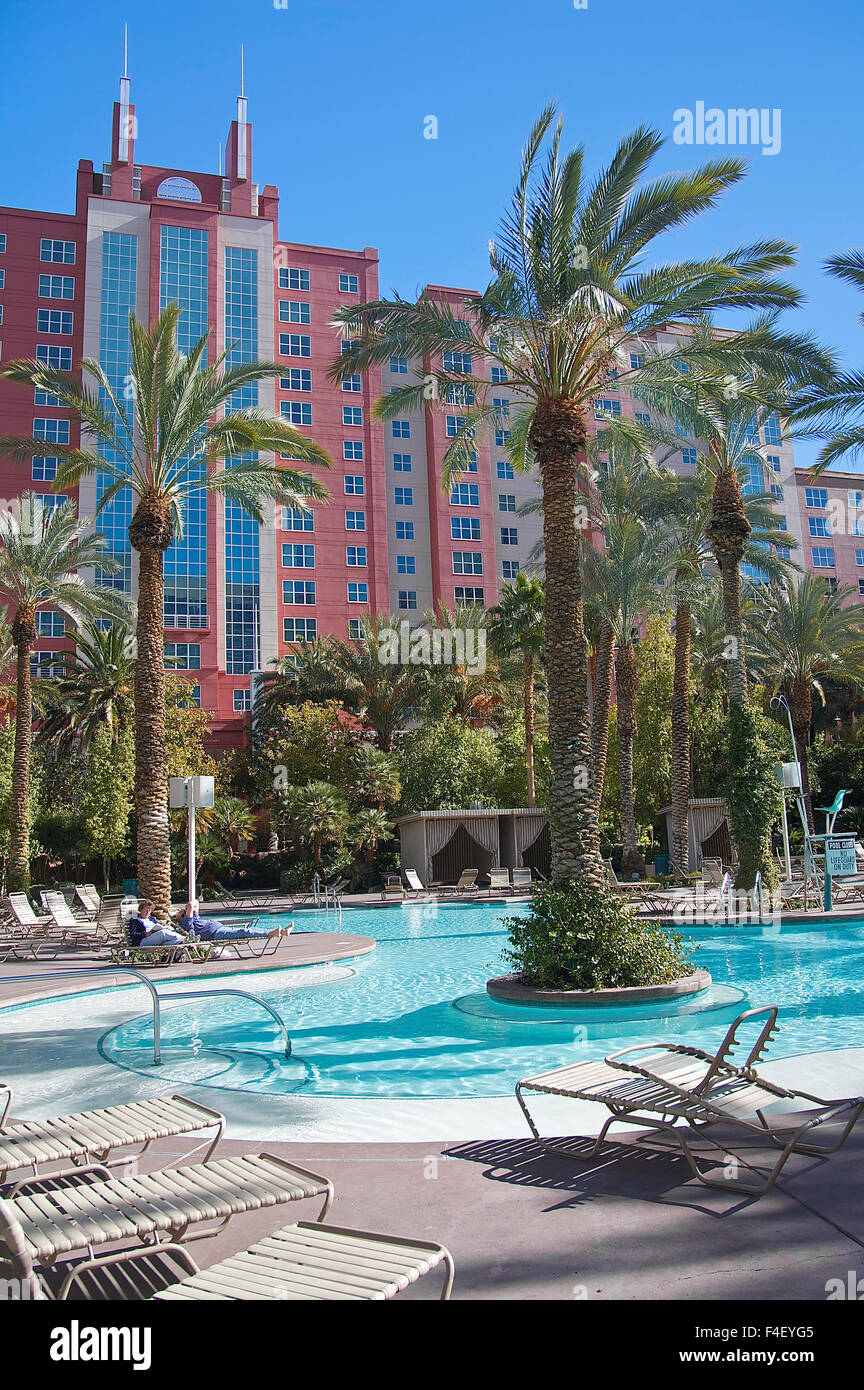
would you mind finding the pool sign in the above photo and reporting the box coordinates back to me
[825,837,858,877]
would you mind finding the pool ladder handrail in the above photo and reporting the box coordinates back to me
[2,967,292,1067]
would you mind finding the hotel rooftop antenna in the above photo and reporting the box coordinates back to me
[236,44,248,180]
[118,23,132,162]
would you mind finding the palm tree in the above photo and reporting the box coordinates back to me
[348,744,402,811]
[1,305,330,916]
[208,796,258,858]
[351,806,394,866]
[753,574,864,829]
[792,250,864,469]
[585,518,671,876]
[38,618,136,756]
[0,496,128,890]
[489,573,545,807]
[314,615,429,752]
[279,780,350,867]
[331,107,809,889]
[421,602,503,728]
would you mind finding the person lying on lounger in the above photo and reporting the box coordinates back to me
[178,900,283,943]
[129,900,186,948]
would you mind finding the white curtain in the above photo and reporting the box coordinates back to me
[515,814,547,861]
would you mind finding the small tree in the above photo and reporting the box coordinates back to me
[80,724,135,889]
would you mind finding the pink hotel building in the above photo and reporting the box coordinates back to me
[0,79,840,750]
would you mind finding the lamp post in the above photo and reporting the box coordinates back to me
[770,694,805,882]
[168,776,215,902]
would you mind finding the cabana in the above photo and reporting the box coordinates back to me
[396,809,550,886]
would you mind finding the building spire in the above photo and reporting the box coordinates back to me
[117,23,133,163]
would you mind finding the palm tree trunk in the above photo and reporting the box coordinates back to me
[133,545,172,918]
[590,620,615,814]
[529,400,603,889]
[790,679,814,833]
[616,640,645,878]
[8,612,36,893]
[523,648,536,808]
[670,600,692,876]
[707,467,751,709]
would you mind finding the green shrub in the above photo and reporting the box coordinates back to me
[500,880,694,990]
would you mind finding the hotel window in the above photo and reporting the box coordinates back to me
[346,546,367,567]
[398,590,417,610]
[390,356,408,374]
[34,387,61,406]
[497,461,515,480]
[342,374,362,392]
[36,494,67,511]
[630,353,645,369]
[344,475,365,495]
[341,339,358,355]
[805,487,828,509]
[498,494,516,512]
[283,580,316,605]
[396,555,415,574]
[281,369,311,391]
[38,274,74,299]
[280,333,311,356]
[393,454,411,472]
[37,344,72,371]
[859,579,864,596]
[445,383,475,406]
[491,366,507,383]
[673,357,689,374]
[348,581,368,603]
[392,420,410,438]
[343,406,362,426]
[343,440,363,461]
[767,454,781,473]
[595,400,621,419]
[770,484,784,500]
[673,415,688,437]
[501,527,518,546]
[233,689,252,712]
[40,239,75,263]
[443,350,472,374]
[283,617,317,642]
[0,269,4,289]
[339,273,359,294]
[451,483,479,507]
[856,551,864,567]
[282,506,314,531]
[0,234,5,252]
[37,309,73,335]
[635,411,650,426]
[164,642,201,670]
[278,268,310,290]
[33,418,69,443]
[281,543,315,568]
[348,619,365,640]
[850,490,864,510]
[30,651,65,679]
[775,545,790,561]
[493,397,510,416]
[279,300,311,324]
[451,516,481,541]
[395,520,414,540]
[394,486,413,505]
[502,560,520,580]
[281,401,312,426]
[454,586,484,605]
[742,461,765,496]
[445,415,462,438]
[808,516,831,538]
[495,428,511,447]
[825,577,838,593]
[811,547,835,569]
[763,411,782,445]
[36,611,65,638]
[682,448,698,467]
[32,456,59,481]
[452,552,483,575]
[345,510,366,531]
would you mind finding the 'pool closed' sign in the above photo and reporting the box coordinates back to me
[825,837,858,877]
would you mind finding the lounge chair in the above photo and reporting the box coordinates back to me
[74,884,101,917]
[516,1007,864,1196]
[207,919,292,960]
[439,869,479,897]
[41,891,108,948]
[403,869,428,897]
[1,1206,454,1301]
[109,915,214,967]
[487,868,511,894]
[0,1151,335,1296]
[381,874,405,902]
[0,930,61,963]
[211,882,275,911]
[510,867,534,894]
[3,893,51,930]
[0,1088,225,1190]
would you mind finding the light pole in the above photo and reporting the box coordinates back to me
[770,693,804,881]
[168,776,215,903]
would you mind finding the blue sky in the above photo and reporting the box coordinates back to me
[1,0,861,467]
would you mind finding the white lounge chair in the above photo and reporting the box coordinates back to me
[403,869,427,897]
[439,869,479,897]
[510,867,534,893]
[74,884,101,917]
[487,868,511,894]
[381,874,405,902]
[3,894,51,930]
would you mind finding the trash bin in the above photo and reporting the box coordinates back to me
[122,878,138,896]
[653,853,670,876]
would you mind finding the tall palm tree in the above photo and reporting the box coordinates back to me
[1,305,330,916]
[331,107,809,889]
[38,618,136,756]
[753,574,864,829]
[489,574,545,806]
[0,496,128,890]
[792,250,864,469]
[316,615,430,752]
[585,518,671,876]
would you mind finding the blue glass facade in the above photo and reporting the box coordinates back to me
[224,246,261,674]
[160,225,209,628]
[97,231,137,589]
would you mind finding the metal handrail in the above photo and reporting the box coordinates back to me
[1,967,292,1066]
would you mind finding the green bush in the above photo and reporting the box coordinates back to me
[500,880,694,990]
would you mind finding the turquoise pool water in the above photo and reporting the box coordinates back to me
[97,904,864,1099]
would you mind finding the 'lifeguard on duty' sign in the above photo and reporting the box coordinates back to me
[825,837,858,877]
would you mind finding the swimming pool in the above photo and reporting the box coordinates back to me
[84,903,864,1100]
